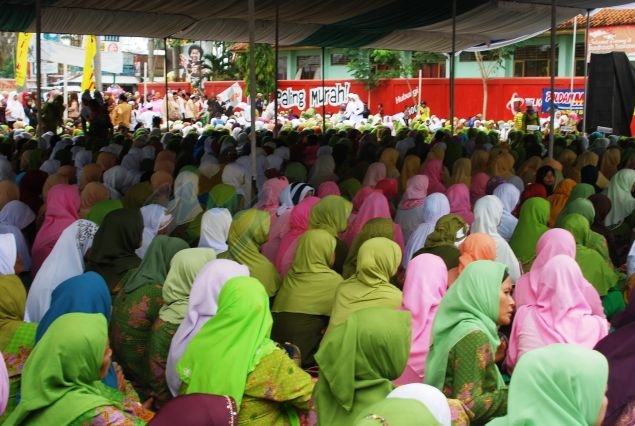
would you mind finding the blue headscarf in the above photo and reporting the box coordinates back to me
[36,271,117,389]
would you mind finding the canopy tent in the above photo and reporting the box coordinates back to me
[0,1,631,53]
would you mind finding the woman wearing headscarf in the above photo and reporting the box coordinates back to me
[507,254,609,373]
[110,236,189,395]
[308,195,353,274]
[395,175,429,244]
[450,158,471,187]
[309,155,338,188]
[470,172,490,207]
[489,344,609,426]
[471,149,490,176]
[605,169,635,258]
[362,162,387,188]
[271,229,342,367]
[25,219,99,323]
[30,184,80,276]
[489,149,515,179]
[0,181,19,212]
[561,213,624,319]
[219,208,281,297]
[400,155,421,193]
[491,183,520,242]
[78,163,103,191]
[560,198,614,265]
[446,183,474,225]
[85,208,143,295]
[354,397,443,425]
[509,197,550,270]
[341,192,394,248]
[207,183,241,214]
[547,178,576,227]
[0,200,35,273]
[379,148,400,179]
[149,247,216,408]
[0,235,36,422]
[5,313,151,425]
[413,214,468,285]
[314,307,411,426]
[600,146,621,180]
[166,259,249,397]
[79,182,109,218]
[589,193,620,267]
[425,261,512,425]
[18,170,47,214]
[275,196,321,278]
[403,193,451,268]
[554,182,596,228]
[458,233,497,274]
[136,204,173,259]
[176,277,314,425]
[170,170,205,246]
[197,208,232,254]
[395,254,448,386]
[420,159,446,194]
[318,181,341,198]
[255,176,289,217]
[329,238,402,329]
[386,384,453,426]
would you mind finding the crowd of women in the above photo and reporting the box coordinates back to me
[0,116,634,425]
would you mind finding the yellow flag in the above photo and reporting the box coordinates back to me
[81,35,97,91]
[15,32,33,88]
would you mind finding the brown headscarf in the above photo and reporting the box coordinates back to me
[600,147,621,181]
[154,159,176,175]
[400,155,421,193]
[0,180,19,210]
[79,163,103,190]
[96,152,117,172]
[488,149,515,178]
[80,182,110,218]
[470,149,490,175]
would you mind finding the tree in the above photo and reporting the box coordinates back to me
[0,32,16,78]
[345,48,407,91]
[473,46,517,120]
[201,42,239,81]
[234,43,275,98]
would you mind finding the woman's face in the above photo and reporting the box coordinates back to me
[497,277,515,326]
[99,340,112,379]
[542,170,555,187]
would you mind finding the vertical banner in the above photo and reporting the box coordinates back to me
[15,32,33,88]
[81,35,97,91]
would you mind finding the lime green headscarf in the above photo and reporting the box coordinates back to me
[558,199,611,262]
[425,260,507,390]
[339,178,362,201]
[5,313,121,426]
[561,213,618,296]
[208,183,241,214]
[555,190,595,228]
[158,248,217,324]
[343,218,395,279]
[354,398,441,425]
[272,229,341,316]
[424,214,468,249]
[509,197,550,266]
[487,344,608,426]
[122,235,189,294]
[314,308,412,426]
[176,277,277,406]
[219,208,281,297]
[328,237,402,328]
[85,199,124,226]
[0,275,27,350]
[309,195,353,237]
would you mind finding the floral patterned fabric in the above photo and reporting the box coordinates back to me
[147,318,179,408]
[110,282,163,397]
[442,330,507,425]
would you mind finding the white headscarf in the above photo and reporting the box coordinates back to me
[0,200,36,272]
[135,204,173,259]
[171,171,204,225]
[388,384,452,426]
[198,208,232,253]
[0,234,16,275]
[24,219,98,322]
[103,165,134,199]
[493,183,520,241]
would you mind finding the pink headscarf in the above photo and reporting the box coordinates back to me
[0,351,7,415]
[351,186,377,215]
[341,191,392,247]
[470,172,490,206]
[506,255,609,372]
[446,183,474,225]
[420,159,446,194]
[375,178,399,202]
[31,184,80,276]
[275,196,321,277]
[399,175,429,210]
[166,259,250,396]
[318,181,341,198]
[256,176,289,216]
[395,253,448,385]
[362,162,387,187]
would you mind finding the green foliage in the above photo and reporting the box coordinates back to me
[0,54,14,78]
[202,42,240,81]
[234,43,275,98]
[345,48,409,90]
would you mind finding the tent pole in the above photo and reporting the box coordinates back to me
[569,16,577,110]
[274,5,279,128]
[248,0,258,192]
[322,46,326,135]
[35,0,42,136]
[164,37,169,129]
[582,9,591,135]
[449,0,456,135]
[548,0,556,159]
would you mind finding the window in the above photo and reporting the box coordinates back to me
[296,55,321,79]
[104,35,120,42]
[277,56,288,80]
[330,53,350,65]
[512,44,558,77]
[459,51,477,62]
[575,42,585,76]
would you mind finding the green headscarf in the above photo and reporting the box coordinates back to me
[509,197,550,266]
[176,277,277,405]
[487,344,608,426]
[314,308,412,426]
[272,229,341,316]
[284,162,308,183]
[329,237,402,328]
[309,195,353,237]
[5,313,121,426]
[554,184,596,228]
[568,183,596,204]
[122,235,189,294]
[560,213,618,296]
[425,260,507,390]
[84,208,144,291]
[339,178,362,201]
[121,181,153,210]
[558,199,611,261]
[424,214,468,249]
[208,183,241,214]
[0,275,27,350]
[354,398,441,425]
[85,199,124,226]
[158,248,217,324]
[219,208,281,297]
[343,218,395,279]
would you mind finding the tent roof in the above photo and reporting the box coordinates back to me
[1,0,632,52]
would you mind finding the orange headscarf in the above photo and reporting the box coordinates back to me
[458,233,497,274]
[547,178,577,227]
